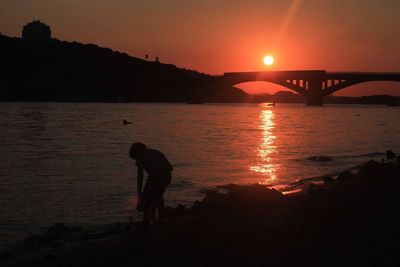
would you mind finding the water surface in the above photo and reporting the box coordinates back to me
[1,102,399,245]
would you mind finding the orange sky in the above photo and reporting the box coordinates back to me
[1,0,400,96]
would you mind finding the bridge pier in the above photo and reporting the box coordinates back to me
[305,94,324,106]
[305,79,324,106]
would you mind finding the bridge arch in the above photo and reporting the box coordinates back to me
[324,80,400,96]
[220,72,315,96]
[233,81,297,95]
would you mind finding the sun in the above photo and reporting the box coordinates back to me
[263,55,274,66]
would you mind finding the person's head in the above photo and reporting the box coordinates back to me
[129,142,147,159]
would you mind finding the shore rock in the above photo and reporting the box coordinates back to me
[386,150,396,160]
[323,176,335,184]
[358,160,382,177]
[337,171,355,183]
[191,184,283,214]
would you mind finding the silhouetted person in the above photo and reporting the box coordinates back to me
[129,143,173,225]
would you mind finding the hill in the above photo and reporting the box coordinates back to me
[0,34,247,102]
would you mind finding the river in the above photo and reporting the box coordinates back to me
[1,102,399,246]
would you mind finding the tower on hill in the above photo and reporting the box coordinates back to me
[22,20,51,40]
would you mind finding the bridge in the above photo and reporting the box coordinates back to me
[217,70,400,105]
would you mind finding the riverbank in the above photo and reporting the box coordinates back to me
[2,159,400,267]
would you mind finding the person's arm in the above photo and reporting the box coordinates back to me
[137,165,144,197]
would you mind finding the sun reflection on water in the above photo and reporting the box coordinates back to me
[250,107,277,184]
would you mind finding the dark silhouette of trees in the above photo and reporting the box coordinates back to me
[0,34,247,103]
[22,20,51,40]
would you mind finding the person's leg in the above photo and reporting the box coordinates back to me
[143,205,150,224]
[157,197,165,222]
[156,177,169,223]
[137,202,151,230]
[149,204,156,223]
[143,177,156,224]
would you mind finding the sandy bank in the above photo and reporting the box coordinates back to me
[2,159,400,267]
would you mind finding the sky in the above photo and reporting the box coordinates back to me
[1,0,400,96]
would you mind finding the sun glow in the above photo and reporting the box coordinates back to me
[263,55,274,66]
[250,108,277,184]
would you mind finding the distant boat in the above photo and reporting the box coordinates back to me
[266,102,276,107]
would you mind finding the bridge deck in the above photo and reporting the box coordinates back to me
[222,70,400,81]
[218,70,400,105]
[327,72,400,80]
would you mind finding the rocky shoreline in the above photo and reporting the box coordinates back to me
[2,157,400,266]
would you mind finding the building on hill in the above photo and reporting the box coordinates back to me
[22,20,51,40]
